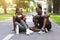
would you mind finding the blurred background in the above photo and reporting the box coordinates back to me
[0,0,60,25]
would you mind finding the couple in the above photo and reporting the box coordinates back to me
[13,5,51,35]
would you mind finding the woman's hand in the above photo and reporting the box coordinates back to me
[23,15,26,22]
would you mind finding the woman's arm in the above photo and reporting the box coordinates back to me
[13,15,16,30]
[23,15,26,22]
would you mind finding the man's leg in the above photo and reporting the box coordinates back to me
[42,18,47,29]
[46,22,51,31]
[30,16,40,32]
[42,18,49,33]
[33,16,38,27]
[38,18,48,33]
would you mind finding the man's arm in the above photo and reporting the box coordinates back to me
[40,13,50,18]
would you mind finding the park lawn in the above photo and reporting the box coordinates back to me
[0,10,15,21]
[0,10,30,21]
[0,9,35,21]
[0,15,12,21]
[50,14,60,26]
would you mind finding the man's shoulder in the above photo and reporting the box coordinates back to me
[32,12,37,16]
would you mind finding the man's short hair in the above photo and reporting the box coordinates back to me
[38,5,42,9]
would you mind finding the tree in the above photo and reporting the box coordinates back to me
[0,0,7,14]
[12,0,34,12]
[53,0,60,14]
[47,0,52,13]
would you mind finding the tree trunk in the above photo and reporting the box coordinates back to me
[47,0,52,13]
[3,0,7,14]
[53,0,60,14]
[53,2,58,14]
[58,3,60,14]
[16,0,19,8]
[3,5,7,14]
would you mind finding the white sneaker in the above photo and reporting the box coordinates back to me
[26,28,33,35]
[29,29,33,34]
[42,28,44,30]
[26,28,30,35]
[38,30,45,34]
[45,28,48,33]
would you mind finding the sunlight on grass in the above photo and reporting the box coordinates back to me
[50,14,60,26]
[0,15,11,21]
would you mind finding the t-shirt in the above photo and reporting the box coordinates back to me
[33,11,45,16]
[33,11,46,24]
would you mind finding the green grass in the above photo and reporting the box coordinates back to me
[50,14,60,26]
[0,15,12,21]
[0,10,14,21]
[0,9,35,21]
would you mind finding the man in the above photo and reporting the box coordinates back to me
[32,5,51,33]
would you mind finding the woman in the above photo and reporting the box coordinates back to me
[13,8,33,35]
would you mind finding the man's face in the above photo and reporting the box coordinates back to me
[36,7,42,14]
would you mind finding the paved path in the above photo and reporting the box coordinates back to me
[0,13,60,40]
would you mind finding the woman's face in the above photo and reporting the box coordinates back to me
[19,8,23,13]
[17,8,23,14]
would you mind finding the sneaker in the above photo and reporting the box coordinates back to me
[38,28,45,34]
[26,28,34,35]
[26,28,30,35]
[29,29,33,34]
[45,28,48,33]
[38,30,45,34]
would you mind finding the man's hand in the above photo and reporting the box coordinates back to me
[44,13,50,18]
[35,15,40,18]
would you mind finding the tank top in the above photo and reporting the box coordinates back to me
[15,15,23,23]
[38,11,46,24]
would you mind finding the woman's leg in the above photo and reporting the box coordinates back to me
[20,20,33,35]
[15,22,26,30]
[13,15,16,31]
[20,20,28,29]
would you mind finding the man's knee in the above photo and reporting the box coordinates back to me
[33,16,38,22]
